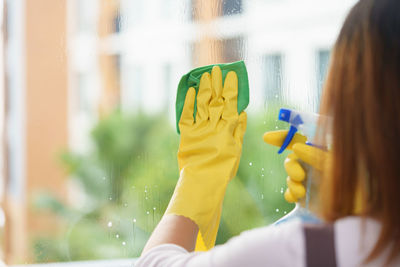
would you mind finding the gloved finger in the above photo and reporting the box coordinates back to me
[233,112,247,144]
[292,143,328,171]
[179,87,196,128]
[211,66,223,101]
[263,130,307,150]
[222,71,238,120]
[286,176,306,198]
[284,153,306,182]
[284,188,297,203]
[209,66,224,123]
[196,72,212,122]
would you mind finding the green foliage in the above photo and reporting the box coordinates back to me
[32,110,293,262]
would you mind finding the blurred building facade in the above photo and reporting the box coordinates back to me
[1,0,356,264]
[3,0,68,263]
[70,0,356,152]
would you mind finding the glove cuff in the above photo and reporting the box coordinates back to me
[165,168,229,250]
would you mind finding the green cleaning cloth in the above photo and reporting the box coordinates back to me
[175,60,249,133]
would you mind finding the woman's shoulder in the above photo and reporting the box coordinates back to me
[236,217,305,243]
[219,216,382,265]
[209,219,305,267]
[333,216,393,266]
[211,216,389,267]
[233,215,379,246]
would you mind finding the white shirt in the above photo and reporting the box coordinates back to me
[135,217,400,267]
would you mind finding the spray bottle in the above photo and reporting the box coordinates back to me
[274,108,329,225]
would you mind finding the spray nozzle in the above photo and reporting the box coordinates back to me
[277,108,319,154]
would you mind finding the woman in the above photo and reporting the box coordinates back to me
[136,0,400,266]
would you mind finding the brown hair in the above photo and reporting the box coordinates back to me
[318,0,400,264]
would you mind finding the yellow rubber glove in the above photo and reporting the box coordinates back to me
[165,66,247,251]
[263,130,328,203]
[263,130,366,215]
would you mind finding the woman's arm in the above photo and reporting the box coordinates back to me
[135,218,304,267]
[142,214,198,254]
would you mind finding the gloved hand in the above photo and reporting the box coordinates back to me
[165,66,247,251]
[263,130,329,203]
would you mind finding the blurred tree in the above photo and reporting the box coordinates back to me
[32,110,294,262]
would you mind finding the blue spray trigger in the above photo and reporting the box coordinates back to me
[278,125,298,154]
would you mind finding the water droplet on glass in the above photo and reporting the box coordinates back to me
[124,203,128,207]
[116,234,120,239]
[132,219,136,250]
[122,241,126,246]
[276,208,280,212]
[275,126,279,129]
[261,174,264,177]
[107,221,113,228]
[249,162,253,166]
[284,211,287,214]
[146,211,150,215]
[275,94,279,98]
[145,197,148,200]
[153,207,156,211]
[109,197,112,200]
[261,168,264,171]
[144,189,148,193]
[261,194,264,200]
[280,187,284,194]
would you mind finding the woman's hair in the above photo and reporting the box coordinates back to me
[319,0,400,264]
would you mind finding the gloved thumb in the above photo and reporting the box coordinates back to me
[234,112,247,144]
[263,130,307,150]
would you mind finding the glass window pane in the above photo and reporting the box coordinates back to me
[264,54,283,102]
[222,0,242,16]
[1,0,357,264]
[316,49,331,100]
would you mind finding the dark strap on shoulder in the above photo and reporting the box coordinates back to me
[303,224,337,267]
